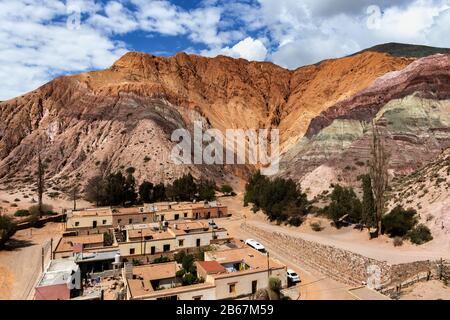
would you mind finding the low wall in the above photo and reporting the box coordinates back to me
[241,223,447,291]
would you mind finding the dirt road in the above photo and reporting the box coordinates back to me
[0,222,63,300]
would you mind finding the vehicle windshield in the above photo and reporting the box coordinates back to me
[290,272,298,277]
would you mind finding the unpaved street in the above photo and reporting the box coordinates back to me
[0,223,63,300]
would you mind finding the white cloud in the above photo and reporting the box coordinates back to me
[201,37,268,61]
[0,0,127,100]
[2,0,450,100]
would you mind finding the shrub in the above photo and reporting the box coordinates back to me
[153,256,170,264]
[176,269,186,278]
[103,232,113,246]
[132,259,141,266]
[393,236,403,247]
[182,273,198,286]
[269,277,282,292]
[29,204,55,216]
[14,209,30,217]
[288,215,304,227]
[0,215,17,247]
[310,222,323,232]
[220,184,233,195]
[408,224,433,245]
[382,206,418,237]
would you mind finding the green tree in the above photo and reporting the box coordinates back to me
[167,174,197,201]
[0,215,16,248]
[124,168,138,206]
[139,181,154,203]
[359,174,376,229]
[84,175,106,206]
[244,171,310,223]
[197,179,216,201]
[326,185,362,225]
[370,122,389,236]
[153,183,166,202]
[182,254,196,273]
[104,172,127,206]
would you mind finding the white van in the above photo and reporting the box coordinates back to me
[244,239,267,254]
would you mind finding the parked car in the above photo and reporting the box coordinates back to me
[287,269,301,284]
[244,239,267,254]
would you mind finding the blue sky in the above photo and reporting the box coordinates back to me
[1,0,450,100]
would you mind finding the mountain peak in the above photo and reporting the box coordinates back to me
[355,42,450,58]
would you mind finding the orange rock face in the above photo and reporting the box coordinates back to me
[0,51,412,188]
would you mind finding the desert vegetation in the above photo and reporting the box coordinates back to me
[85,171,218,206]
[244,171,310,225]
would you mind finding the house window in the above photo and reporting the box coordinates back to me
[118,219,122,224]
[151,246,156,255]
[184,212,188,218]
[174,214,179,220]
[163,244,170,252]
[178,239,184,247]
[193,296,202,300]
[129,248,135,255]
[196,239,201,247]
[229,283,236,294]
[74,221,80,227]
[160,215,165,221]
[143,217,147,222]
[102,220,107,225]
[129,218,133,224]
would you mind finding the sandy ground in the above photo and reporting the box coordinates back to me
[0,185,92,217]
[219,194,450,264]
[0,222,63,300]
[400,280,450,300]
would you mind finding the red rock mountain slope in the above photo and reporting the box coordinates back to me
[0,50,433,191]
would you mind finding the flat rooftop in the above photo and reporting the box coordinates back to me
[55,234,104,252]
[74,250,120,263]
[37,259,79,287]
[205,247,285,271]
[127,228,174,241]
[70,207,112,217]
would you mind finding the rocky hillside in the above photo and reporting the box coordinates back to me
[0,44,448,199]
[281,54,450,196]
[387,148,450,242]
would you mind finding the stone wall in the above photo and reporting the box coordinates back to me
[241,223,447,291]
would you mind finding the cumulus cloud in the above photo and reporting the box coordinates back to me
[2,0,450,100]
[201,37,268,61]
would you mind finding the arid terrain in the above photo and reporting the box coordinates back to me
[0,43,449,300]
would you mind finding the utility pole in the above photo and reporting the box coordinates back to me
[37,152,45,218]
[41,247,45,272]
[267,251,271,280]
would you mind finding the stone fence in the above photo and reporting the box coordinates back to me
[241,223,448,293]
